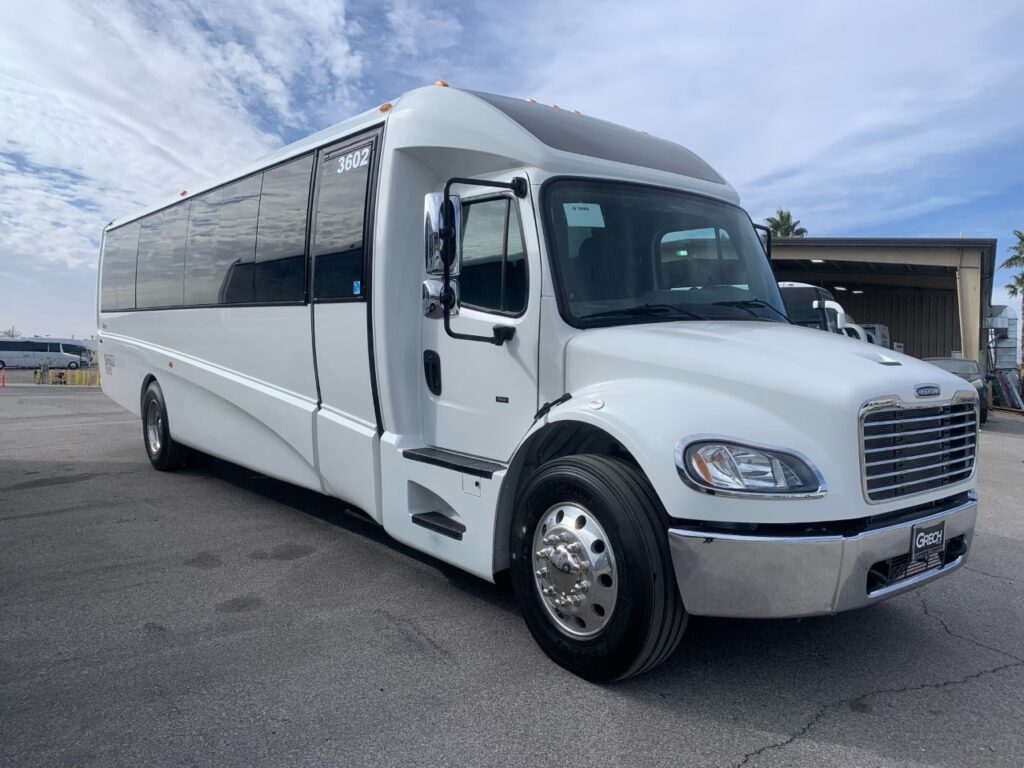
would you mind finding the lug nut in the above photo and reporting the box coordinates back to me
[535,568,548,578]
[578,580,590,593]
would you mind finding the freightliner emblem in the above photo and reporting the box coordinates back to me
[915,385,941,398]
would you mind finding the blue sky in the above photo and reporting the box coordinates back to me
[1,0,1022,338]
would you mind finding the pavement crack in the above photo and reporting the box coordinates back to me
[919,596,1023,663]
[963,564,1015,583]
[732,656,1024,767]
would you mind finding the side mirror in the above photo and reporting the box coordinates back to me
[753,223,772,259]
[424,192,462,277]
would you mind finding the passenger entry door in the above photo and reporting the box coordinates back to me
[422,193,540,462]
[310,128,383,515]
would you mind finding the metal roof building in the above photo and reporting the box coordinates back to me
[771,238,997,366]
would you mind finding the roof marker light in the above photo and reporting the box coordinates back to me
[551,104,560,109]
[526,98,537,103]
[434,80,449,87]
[811,259,825,264]
[179,190,187,197]
[834,286,848,291]
[852,290,864,294]
[379,102,393,113]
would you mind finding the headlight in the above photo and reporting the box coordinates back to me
[675,438,825,498]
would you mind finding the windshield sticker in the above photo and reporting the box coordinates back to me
[564,203,605,228]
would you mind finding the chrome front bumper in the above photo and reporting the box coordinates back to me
[668,493,976,619]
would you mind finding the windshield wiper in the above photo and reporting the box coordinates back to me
[711,299,790,323]
[580,303,705,322]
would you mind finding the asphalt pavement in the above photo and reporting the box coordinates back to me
[1,388,1022,767]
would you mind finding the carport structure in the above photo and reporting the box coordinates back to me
[771,238,997,365]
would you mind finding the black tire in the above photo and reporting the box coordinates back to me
[141,381,189,471]
[68,361,79,370]
[510,455,687,682]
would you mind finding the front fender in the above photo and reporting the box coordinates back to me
[535,379,853,526]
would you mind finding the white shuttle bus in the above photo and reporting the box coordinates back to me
[0,337,93,369]
[98,85,978,681]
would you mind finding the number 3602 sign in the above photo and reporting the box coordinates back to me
[336,147,370,174]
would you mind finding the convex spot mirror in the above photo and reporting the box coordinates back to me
[424,192,462,277]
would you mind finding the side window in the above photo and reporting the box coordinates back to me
[185,175,261,305]
[460,198,528,314]
[100,222,140,311]
[136,203,189,308]
[256,155,313,303]
[313,141,371,300]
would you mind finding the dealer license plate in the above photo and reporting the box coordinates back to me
[911,520,945,561]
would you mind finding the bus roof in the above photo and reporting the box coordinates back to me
[107,85,733,230]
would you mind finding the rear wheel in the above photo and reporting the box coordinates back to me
[142,381,189,471]
[510,455,687,682]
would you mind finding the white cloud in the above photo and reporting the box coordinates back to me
[0,0,368,335]
[466,0,1024,234]
[386,0,462,56]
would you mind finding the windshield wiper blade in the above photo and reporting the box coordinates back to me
[711,299,790,323]
[580,303,705,322]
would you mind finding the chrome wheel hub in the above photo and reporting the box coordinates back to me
[145,399,162,455]
[532,503,618,638]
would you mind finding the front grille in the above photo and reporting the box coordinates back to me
[861,401,976,502]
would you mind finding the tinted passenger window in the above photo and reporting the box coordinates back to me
[460,198,527,314]
[136,203,189,308]
[185,175,261,305]
[313,142,371,300]
[256,155,312,303]
[101,223,140,311]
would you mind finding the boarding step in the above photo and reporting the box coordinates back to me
[402,446,506,479]
[411,511,466,541]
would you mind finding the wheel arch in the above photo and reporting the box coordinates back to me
[493,417,647,574]
[140,373,158,413]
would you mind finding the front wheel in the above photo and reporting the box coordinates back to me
[68,361,79,370]
[510,455,687,682]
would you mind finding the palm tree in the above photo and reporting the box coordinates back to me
[764,208,808,238]
[1002,229,1024,297]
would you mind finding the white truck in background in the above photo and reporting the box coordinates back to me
[778,282,883,344]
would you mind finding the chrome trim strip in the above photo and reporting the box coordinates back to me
[669,491,977,546]
[865,409,974,427]
[674,434,827,500]
[858,391,978,505]
[864,421,975,440]
[866,455,975,481]
[865,446,975,467]
[864,434,975,454]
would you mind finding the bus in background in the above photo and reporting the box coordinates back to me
[0,337,94,369]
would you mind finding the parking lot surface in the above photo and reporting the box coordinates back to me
[2,388,1023,767]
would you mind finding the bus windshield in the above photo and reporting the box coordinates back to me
[543,179,788,327]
